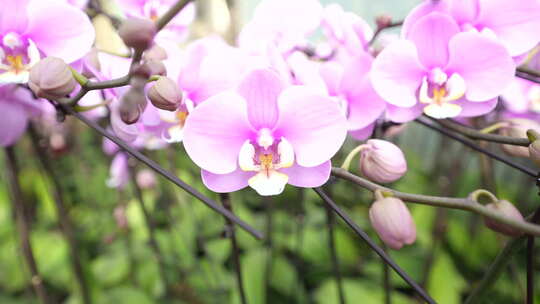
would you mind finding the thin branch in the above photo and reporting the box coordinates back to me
[59,104,263,239]
[313,188,436,304]
[383,247,392,304]
[28,126,91,304]
[431,117,530,147]
[325,203,346,304]
[220,194,247,304]
[518,66,540,78]
[464,237,526,303]
[4,147,51,304]
[369,21,403,46]
[331,167,540,236]
[155,0,194,31]
[129,165,171,296]
[516,72,540,84]
[416,117,537,177]
[526,209,540,304]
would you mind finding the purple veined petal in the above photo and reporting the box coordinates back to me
[448,0,480,24]
[478,0,540,57]
[237,69,284,130]
[406,12,460,69]
[183,91,254,174]
[401,0,449,38]
[201,168,252,193]
[370,40,425,108]
[349,123,376,141]
[341,54,386,130]
[275,86,347,167]
[453,97,498,117]
[445,32,515,102]
[25,0,95,63]
[0,100,29,147]
[280,160,331,187]
[0,0,29,34]
[385,103,424,123]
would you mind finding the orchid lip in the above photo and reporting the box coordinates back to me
[419,70,466,119]
[0,34,41,84]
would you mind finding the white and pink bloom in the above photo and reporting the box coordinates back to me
[402,0,540,58]
[0,0,94,84]
[371,12,515,121]
[183,69,347,196]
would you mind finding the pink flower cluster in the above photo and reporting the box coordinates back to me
[1,0,540,201]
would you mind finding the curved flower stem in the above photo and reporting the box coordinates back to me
[155,0,194,31]
[4,147,51,304]
[324,201,346,304]
[430,117,530,147]
[415,117,537,177]
[518,66,540,78]
[331,167,540,237]
[464,236,526,304]
[60,104,263,239]
[369,20,403,46]
[341,144,368,171]
[129,165,171,296]
[469,189,498,204]
[219,194,248,304]
[313,188,436,304]
[479,122,511,134]
[28,126,91,304]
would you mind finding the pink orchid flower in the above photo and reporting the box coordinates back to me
[183,69,347,196]
[0,0,94,84]
[371,12,515,121]
[0,85,41,147]
[402,0,540,58]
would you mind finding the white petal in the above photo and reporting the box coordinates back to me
[3,33,22,49]
[0,71,29,84]
[238,140,258,171]
[27,40,41,68]
[163,125,184,143]
[444,73,466,102]
[248,170,288,196]
[419,76,432,104]
[424,103,462,119]
[277,137,294,168]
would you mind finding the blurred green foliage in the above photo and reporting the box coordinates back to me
[0,121,538,304]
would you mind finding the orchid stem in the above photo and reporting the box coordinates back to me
[341,144,368,171]
[479,122,511,134]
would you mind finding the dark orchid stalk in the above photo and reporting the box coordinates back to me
[4,147,51,304]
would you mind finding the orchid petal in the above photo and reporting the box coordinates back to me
[0,101,28,147]
[238,69,284,130]
[275,86,347,167]
[201,168,251,193]
[183,91,253,174]
[371,40,425,107]
[0,0,29,34]
[446,32,515,102]
[26,0,95,62]
[280,161,331,187]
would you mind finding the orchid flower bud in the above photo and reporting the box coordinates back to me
[143,45,168,61]
[529,140,540,167]
[500,119,540,157]
[29,57,76,99]
[148,76,183,111]
[360,139,407,183]
[136,169,157,190]
[119,87,147,124]
[118,17,156,51]
[369,195,416,250]
[484,200,525,237]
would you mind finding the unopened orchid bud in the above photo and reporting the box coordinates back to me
[529,140,540,167]
[29,57,76,99]
[484,200,525,237]
[360,139,407,183]
[136,169,157,190]
[143,45,168,61]
[119,87,147,124]
[134,59,166,78]
[148,76,183,111]
[369,196,416,250]
[118,17,156,51]
[500,119,540,157]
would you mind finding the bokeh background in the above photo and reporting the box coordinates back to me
[1,0,539,303]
